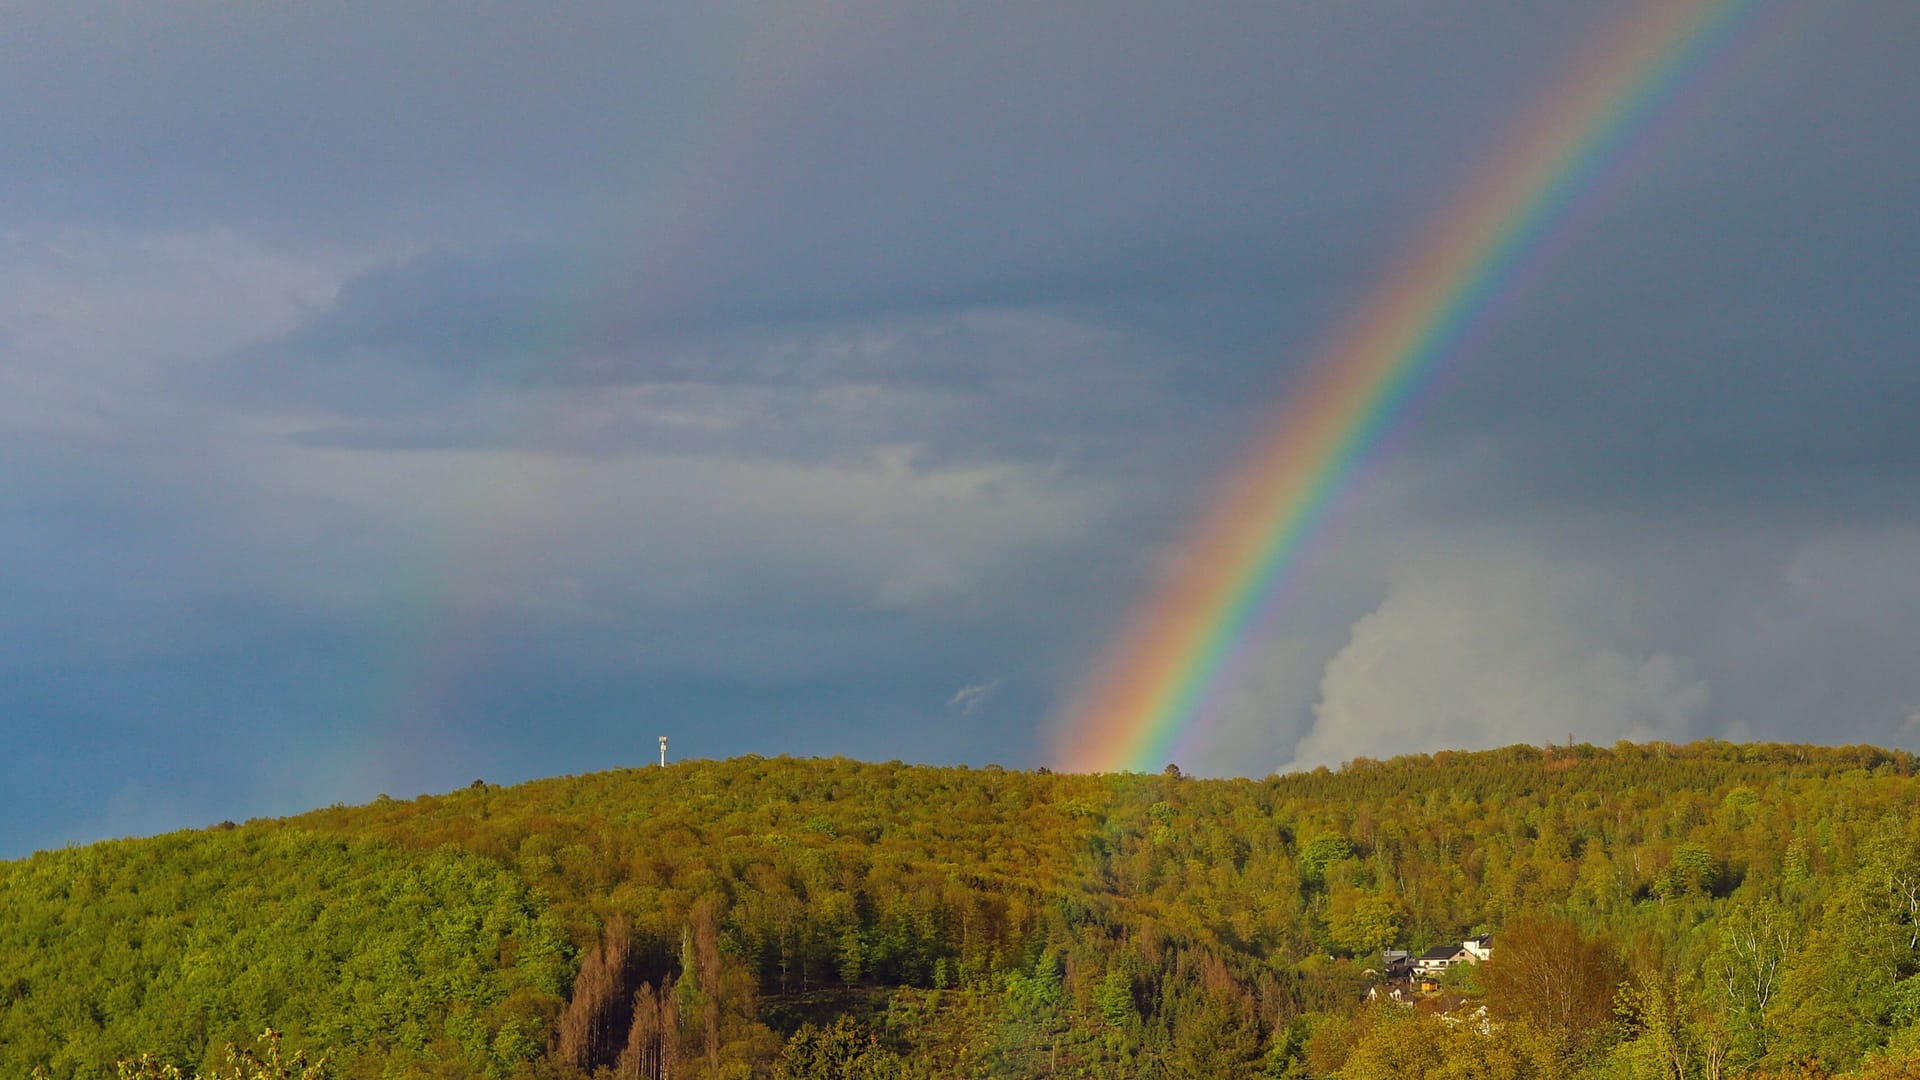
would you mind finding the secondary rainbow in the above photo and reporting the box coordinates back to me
[348,7,858,793]
[1050,0,1775,773]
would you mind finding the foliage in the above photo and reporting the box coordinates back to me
[1479,912,1624,1049]
[774,1016,905,1080]
[117,1030,328,1080]
[1328,894,1404,956]
[1337,1007,1572,1080]
[1298,832,1356,888]
[0,830,565,1079]
[9,742,1920,1076]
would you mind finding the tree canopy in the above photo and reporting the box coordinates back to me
[6,742,1920,1077]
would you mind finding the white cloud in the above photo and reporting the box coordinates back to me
[948,679,1001,714]
[1288,554,1711,769]
[1175,629,1341,777]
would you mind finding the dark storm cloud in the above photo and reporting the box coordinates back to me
[1375,0,1920,522]
[197,0,1917,507]
[232,249,1188,473]
[0,4,720,227]
[1410,188,1920,519]
[0,2,1615,310]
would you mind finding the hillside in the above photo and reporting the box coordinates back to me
[7,742,1920,1078]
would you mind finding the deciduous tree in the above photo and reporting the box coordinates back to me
[1479,912,1625,1050]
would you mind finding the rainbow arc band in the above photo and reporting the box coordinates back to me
[1051,0,1769,774]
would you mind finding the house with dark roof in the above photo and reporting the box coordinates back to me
[1366,982,1416,1005]
[1414,943,1471,977]
[1382,949,1413,980]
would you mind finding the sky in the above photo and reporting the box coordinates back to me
[2,1,1917,856]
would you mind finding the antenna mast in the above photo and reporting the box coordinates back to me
[658,736,668,768]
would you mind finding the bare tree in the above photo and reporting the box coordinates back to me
[616,977,682,1080]
[692,899,724,1076]
[1480,912,1627,1049]
[557,918,632,1069]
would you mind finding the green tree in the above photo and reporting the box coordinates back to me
[1716,896,1794,1064]
[1773,876,1908,1070]
[774,1016,904,1080]
[1328,895,1403,957]
[119,1031,327,1080]
[1166,987,1263,1078]
[1299,834,1355,889]
[1655,844,1718,899]
[1094,966,1136,1029]
[1336,1007,1443,1080]
[1611,965,1729,1080]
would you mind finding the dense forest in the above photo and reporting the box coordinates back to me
[9,742,1920,1078]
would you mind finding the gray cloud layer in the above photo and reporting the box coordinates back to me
[2,1,1917,854]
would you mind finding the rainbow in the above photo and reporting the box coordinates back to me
[347,7,855,794]
[1050,0,1777,774]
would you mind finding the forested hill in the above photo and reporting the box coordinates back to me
[8,742,1920,1079]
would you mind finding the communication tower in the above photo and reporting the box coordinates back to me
[658,736,668,768]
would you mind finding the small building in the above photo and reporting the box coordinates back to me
[1462,934,1492,963]
[1414,944,1471,977]
[1366,982,1415,1005]
[1382,949,1413,980]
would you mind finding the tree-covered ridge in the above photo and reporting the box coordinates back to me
[5,742,1920,1078]
[0,830,567,1079]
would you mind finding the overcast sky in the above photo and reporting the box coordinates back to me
[3,1,1917,856]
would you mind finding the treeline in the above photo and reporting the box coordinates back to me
[0,830,566,1078]
[5,742,1920,1077]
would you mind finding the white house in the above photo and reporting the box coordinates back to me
[1414,944,1471,977]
